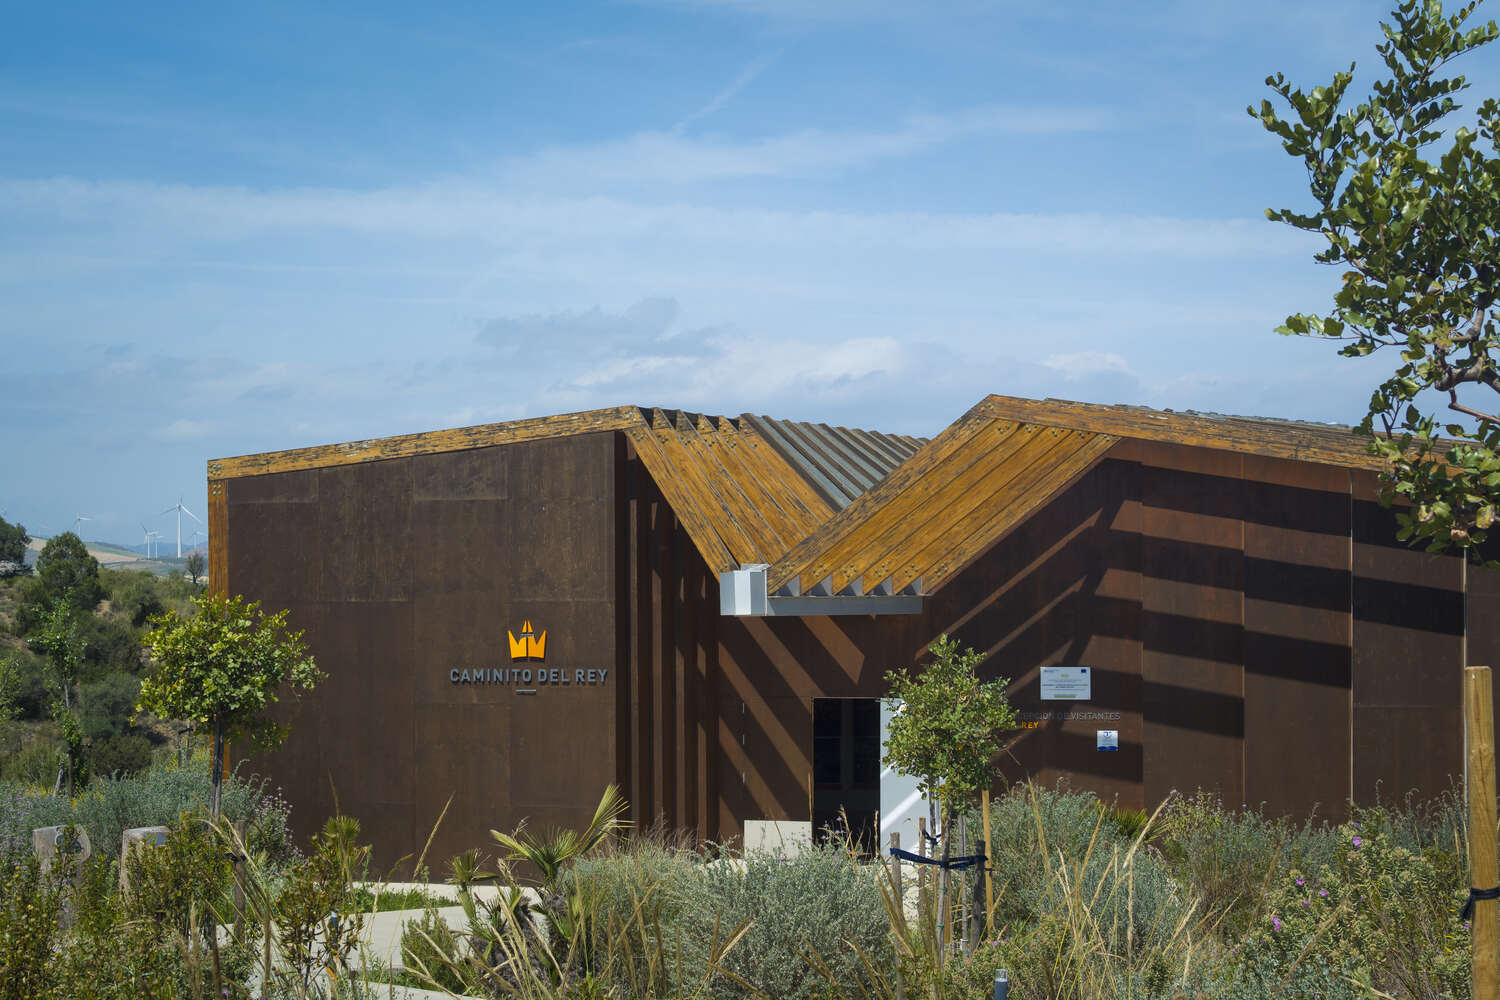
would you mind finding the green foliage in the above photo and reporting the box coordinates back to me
[2,758,297,864]
[6,646,50,721]
[0,853,65,999]
[18,533,102,631]
[491,783,629,888]
[399,908,472,994]
[87,733,152,779]
[0,518,28,577]
[79,672,141,744]
[1254,0,1500,553]
[1,742,59,788]
[77,616,141,679]
[0,814,259,1000]
[563,838,702,997]
[671,845,893,1000]
[103,568,196,627]
[882,635,1018,812]
[138,592,322,755]
[29,603,87,795]
[265,815,369,997]
[1241,818,1469,997]
[138,592,322,815]
[185,551,205,586]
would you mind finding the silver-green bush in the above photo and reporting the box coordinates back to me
[669,845,892,1000]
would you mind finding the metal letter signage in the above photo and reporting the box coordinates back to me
[448,621,609,692]
[1040,666,1091,701]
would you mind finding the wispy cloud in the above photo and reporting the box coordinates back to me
[502,104,1112,185]
[0,176,1296,258]
[672,50,782,132]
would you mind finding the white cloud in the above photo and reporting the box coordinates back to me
[0,176,1298,259]
[502,105,1112,185]
[155,418,214,441]
[1040,351,1135,380]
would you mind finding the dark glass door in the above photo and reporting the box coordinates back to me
[812,698,880,849]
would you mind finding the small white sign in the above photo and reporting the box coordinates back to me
[1040,666,1091,701]
[1096,730,1119,752]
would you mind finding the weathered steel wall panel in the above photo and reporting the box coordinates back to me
[1352,497,1463,804]
[1139,443,1245,809]
[1240,456,1352,820]
[233,433,619,869]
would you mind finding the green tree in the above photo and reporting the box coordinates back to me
[28,602,88,796]
[185,551,205,587]
[17,533,103,633]
[1253,0,1500,553]
[883,635,1018,950]
[0,516,28,576]
[137,593,322,815]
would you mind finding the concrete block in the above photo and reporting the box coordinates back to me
[743,819,812,856]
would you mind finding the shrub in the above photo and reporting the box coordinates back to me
[0,759,295,864]
[565,837,702,996]
[670,844,892,1000]
[0,853,65,999]
[1,741,59,791]
[1152,789,1297,938]
[79,673,141,744]
[1240,819,1468,998]
[88,733,153,780]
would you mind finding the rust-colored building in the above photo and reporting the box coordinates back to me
[208,396,1493,866]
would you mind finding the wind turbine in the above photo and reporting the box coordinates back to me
[140,523,154,559]
[72,514,91,537]
[159,499,200,558]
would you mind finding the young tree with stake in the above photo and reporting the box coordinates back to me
[137,593,323,816]
[883,635,1018,954]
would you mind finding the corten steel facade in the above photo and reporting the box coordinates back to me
[209,397,1500,867]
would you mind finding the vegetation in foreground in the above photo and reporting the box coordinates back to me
[0,756,1473,999]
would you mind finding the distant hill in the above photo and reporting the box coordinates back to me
[25,536,207,577]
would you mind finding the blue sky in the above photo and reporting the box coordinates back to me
[4,0,1496,548]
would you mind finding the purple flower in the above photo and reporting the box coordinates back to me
[1351,836,1363,848]
[1319,889,1328,898]
[1272,916,1282,931]
[1295,877,1305,887]
[1301,900,1311,907]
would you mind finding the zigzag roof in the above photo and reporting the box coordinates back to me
[208,395,1383,598]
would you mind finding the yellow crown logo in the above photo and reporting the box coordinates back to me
[507,621,547,661]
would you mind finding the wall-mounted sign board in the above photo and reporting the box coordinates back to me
[1096,730,1119,752]
[1040,666,1091,701]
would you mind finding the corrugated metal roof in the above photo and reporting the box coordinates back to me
[739,415,927,510]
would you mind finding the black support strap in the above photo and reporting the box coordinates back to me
[888,847,986,871]
[1461,886,1500,922]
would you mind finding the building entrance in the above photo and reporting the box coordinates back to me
[812,698,881,847]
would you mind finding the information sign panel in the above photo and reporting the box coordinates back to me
[1040,666,1091,701]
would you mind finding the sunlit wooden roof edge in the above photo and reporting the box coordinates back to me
[207,405,647,481]
[976,395,1387,471]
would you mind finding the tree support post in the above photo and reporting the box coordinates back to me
[1466,665,1499,1000]
[890,831,906,1000]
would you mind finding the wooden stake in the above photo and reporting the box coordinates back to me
[917,817,930,929]
[890,832,906,1000]
[982,790,995,925]
[232,819,247,940]
[1467,665,1499,1000]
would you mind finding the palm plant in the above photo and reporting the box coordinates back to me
[490,785,629,889]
